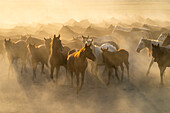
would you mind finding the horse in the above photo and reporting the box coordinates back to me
[152,44,170,85]
[67,43,96,94]
[27,38,51,80]
[136,34,170,76]
[101,48,129,85]
[136,37,163,76]
[4,39,28,77]
[50,34,70,81]
[85,39,117,76]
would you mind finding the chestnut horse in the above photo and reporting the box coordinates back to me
[101,48,129,85]
[50,34,70,81]
[67,43,96,94]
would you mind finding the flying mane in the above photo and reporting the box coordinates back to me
[74,46,86,58]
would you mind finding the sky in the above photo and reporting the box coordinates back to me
[0,0,170,28]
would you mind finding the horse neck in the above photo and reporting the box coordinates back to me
[77,50,87,61]
[51,47,61,56]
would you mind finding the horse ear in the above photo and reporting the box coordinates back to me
[58,34,60,39]
[106,48,108,51]
[82,35,85,39]
[4,38,6,42]
[101,48,103,51]
[85,43,88,48]
[54,34,56,38]
[44,37,46,40]
[88,36,89,39]
[9,38,11,41]
[152,44,154,47]
[158,44,159,47]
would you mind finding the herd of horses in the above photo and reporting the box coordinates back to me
[3,32,170,93]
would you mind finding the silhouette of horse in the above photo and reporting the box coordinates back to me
[50,34,70,81]
[4,39,28,77]
[27,38,51,80]
[67,43,96,94]
[152,44,170,85]
[101,48,129,85]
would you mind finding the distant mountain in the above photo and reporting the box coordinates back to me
[64,18,78,26]
[58,25,79,39]
[75,19,91,28]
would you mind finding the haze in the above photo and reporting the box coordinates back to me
[0,0,170,28]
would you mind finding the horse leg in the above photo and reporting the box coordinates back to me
[102,65,107,75]
[120,64,124,82]
[76,72,79,94]
[146,59,154,76]
[41,63,45,74]
[50,66,54,81]
[107,68,112,86]
[56,66,60,82]
[95,64,98,76]
[80,71,85,90]
[91,62,94,74]
[159,65,166,85]
[124,61,130,80]
[32,61,37,80]
[71,71,73,88]
[115,67,120,82]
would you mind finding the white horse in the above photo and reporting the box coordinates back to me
[85,39,117,76]
[136,33,168,76]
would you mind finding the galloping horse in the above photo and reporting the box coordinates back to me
[67,43,96,94]
[136,37,163,76]
[136,33,170,76]
[152,44,170,85]
[101,48,129,85]
[4,39,28,76]
[50,34,70,81]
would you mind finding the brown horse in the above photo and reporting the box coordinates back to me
[101,48,129,85]
[27,38,51,80]
[67,43,96,94]
[152,44,170,85]
[50,34,70,81]
[4,39,28,76]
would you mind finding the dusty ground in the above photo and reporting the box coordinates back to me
[1,33,170,113]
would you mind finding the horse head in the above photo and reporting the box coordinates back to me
[4,38,12,50]
[136,37,147,53]
[51,34,63,51]
[83,43,96,61]
[101,47,109,63]
[44,37,52,49]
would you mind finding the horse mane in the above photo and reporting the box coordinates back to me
[74,46,86,58]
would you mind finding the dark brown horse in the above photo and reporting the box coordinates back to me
[152,44,170,85]
[101,48,129,85]
[67,43,96,94]
[50,34,70,81]
[4,39,28,76]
